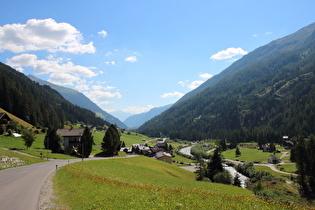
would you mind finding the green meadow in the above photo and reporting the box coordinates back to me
[0,134,77,159]
[54,156,300,209]
[222,147,281,163]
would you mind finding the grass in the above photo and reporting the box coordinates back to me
[222,147,281,163]
[276,163,297,173]
[54,156,302,209]
[0,148,46,170]
[0,134,77,159]
[254,165,294,182]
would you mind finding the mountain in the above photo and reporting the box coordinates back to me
[177,22,315,104]
[138,22,315,141]
[28,75,128,129]
[109,110,133,122]
[124,104,173,128]
[0,62,109,128]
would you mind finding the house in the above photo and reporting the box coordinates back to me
[283,136,294,149]
[262,144,270,152]
[268,155,280,164]
[0,112,11,125]
[153,151,172,164]
[57,128,84,148]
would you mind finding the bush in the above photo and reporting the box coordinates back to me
[213,170,232,185]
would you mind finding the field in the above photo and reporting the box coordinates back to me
[0,134,77,159]
[222,147,281,163]
[54,156,300,209]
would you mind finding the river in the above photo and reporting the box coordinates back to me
[180,146,248,188]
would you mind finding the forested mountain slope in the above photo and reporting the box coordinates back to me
[0,63,109,128]
[124,104,172,128]
[28,75,127,129]
[177,22,315,104]
[138,22,315,142]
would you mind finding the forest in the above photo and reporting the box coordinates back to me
[0,62,109,129]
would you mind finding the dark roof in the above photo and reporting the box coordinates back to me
[57,128,84,137]
[0,112,10,120]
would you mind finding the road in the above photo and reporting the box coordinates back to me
[0,159,80,210]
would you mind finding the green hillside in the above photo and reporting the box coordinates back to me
[0,63,109,128]
[54,156,304,209]
[138,22,315,141]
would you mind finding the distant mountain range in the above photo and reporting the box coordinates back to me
[28,75,128,129]
[124,104,173,128]
[138,22,315,141]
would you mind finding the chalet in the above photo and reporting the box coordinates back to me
[268,155,280,164]
[153,151,172,164]
[0,112,11,125]
[57,128,84,148]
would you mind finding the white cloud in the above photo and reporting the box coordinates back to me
[75,84,89,91]
[105,51,113,56]
[0,18,95,54]
[105,61,115,65]
[125,56,137,62]
[84,90,122,105]
[122,105,155,114]
[199,73,213,79]
[104,86,115,90]
[6,53,97,78]
[188,80,204,89]
[98,30,107,38]
[265,32,273,35]
[210,47,248,60]
[48,73,80,86]
[91,85,103,90]
[161,91,184,98]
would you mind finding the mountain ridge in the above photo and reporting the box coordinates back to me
[138,22,315,141]
[124,104,173,128]
[28,75,128,129]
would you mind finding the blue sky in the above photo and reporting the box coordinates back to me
[1,0,315,120]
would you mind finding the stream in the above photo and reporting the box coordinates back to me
[179,146,248,188]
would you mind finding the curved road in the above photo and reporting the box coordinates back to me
[0,159,80,210]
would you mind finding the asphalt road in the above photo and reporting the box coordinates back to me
[0,159,79,210]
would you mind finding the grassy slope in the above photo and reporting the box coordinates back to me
[0,148,46,170]
[54,156,297,209]
[0,108,35,129]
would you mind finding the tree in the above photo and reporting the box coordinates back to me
[233,174,242,187]
[78,127,94,158]
[101,124,121,156]
[44,128,64,153]
[235,146,241,157]
[22,129,36,149]
[213,170,232,185]
[121,141,126,148]
[195,154,206,181]
[207,148,223,181]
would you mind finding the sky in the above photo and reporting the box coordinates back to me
[1,0,315,121]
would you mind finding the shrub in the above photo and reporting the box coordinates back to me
[213,170,232,185]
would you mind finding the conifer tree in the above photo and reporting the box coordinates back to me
[101,124,121,156]
[207,148,223,181]
[78,127,94,158]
